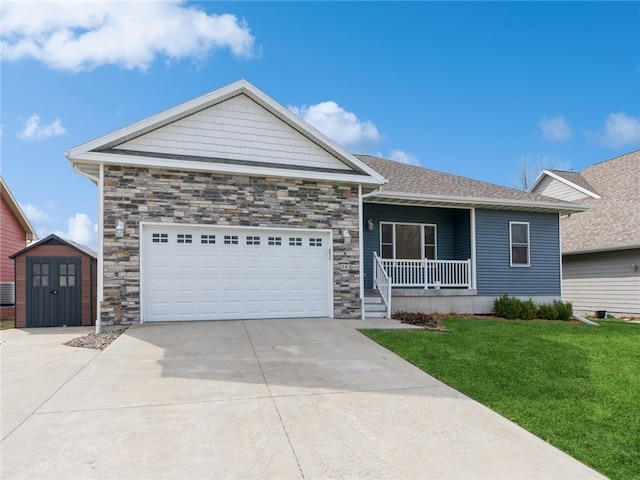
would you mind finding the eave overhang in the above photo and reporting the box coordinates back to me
[563,242,640,256]
[363,190,590,215]
[69,151,385,187]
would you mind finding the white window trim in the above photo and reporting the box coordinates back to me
[379,221,437,260]
[509,221,530,267]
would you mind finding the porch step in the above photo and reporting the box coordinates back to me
[364,292,389,319]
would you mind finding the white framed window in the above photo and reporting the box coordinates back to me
[510,222,530,267]
[379,222,437,259]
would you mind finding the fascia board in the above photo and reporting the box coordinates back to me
[364,191,590,213]
[531,170,600,199]
[67,80,251,158]
[244,86,387,184]
[72,151,384,186]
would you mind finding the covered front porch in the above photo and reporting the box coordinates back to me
[362,203,477,317]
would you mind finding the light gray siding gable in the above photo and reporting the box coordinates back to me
[475,209,561,296]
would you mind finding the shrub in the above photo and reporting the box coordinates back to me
[494,294,522,320]
[520,299,537,320]
[537,303,558,320]
[554,300,573,321]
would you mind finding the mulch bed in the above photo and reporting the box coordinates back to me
[391,312,451,332]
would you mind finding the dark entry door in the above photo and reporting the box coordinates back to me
[26,257,82,327]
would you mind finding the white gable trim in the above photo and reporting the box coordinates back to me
[66,79,385,185]
[530,170,600,199]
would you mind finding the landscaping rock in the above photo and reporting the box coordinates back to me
[63,329,127,350]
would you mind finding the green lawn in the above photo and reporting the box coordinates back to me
[363,319,640,480]
[1,318,15,330]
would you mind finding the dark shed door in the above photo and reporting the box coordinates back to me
[26,257,81,327]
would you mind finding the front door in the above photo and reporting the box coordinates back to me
[26,257,82,327]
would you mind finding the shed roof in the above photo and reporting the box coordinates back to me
[358,155,588,214]
[10,234,97,259]
[557,150,640,254]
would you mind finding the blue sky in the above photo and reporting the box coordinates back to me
[2,1,639,250]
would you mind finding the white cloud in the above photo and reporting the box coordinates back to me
[540,115,572,142]
[19,202,53,224]
[18,114,66,141]
[597,112,640,148]
[54,213,96,246]
[0,1,258,72]
[389,149,420,166]
[289,101,381,152]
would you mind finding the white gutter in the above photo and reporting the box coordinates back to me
[363,190,590,214]
[563,243,640,256]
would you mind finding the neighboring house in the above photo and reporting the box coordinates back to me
[66,80,587,330]
[531,151,640,317]
[10,234,97,328]
[0,177,37,320]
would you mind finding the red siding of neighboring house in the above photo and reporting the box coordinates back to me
[1,189,32,319]
[1,194,28,282]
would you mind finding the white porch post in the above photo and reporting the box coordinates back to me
[96,164,104,333]
[358,185,365,319]
[470,207,477,290]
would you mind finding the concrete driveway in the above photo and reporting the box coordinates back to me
[1,319,606,480]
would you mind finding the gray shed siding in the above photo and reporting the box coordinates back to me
[563,248,640,316]
[362,203,471,289]
[475,209,561,296]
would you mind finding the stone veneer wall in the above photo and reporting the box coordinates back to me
[101,166,362,325]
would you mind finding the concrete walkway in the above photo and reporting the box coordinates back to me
[1,319,606,479]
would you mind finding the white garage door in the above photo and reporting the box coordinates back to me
[141,225,332,321]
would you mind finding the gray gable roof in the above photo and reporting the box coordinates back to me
[357,155,587,214]
[546,169,598,196]
[9,233,97,259]
[559,150,640,253]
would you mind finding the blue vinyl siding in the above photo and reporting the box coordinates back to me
[362,203,471,289]
[475,209,561,296]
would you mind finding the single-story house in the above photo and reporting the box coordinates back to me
[530,151,640,317]
[10,234,97,328]
[66,79,587,331]
[1,176,37,320]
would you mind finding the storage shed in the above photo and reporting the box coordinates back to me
[10,234,97,328]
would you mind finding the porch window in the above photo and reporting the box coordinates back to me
[510,222,530,267]
[380,222,437,259]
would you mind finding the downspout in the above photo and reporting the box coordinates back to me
[358,184,365,320]
[96,164,104,333]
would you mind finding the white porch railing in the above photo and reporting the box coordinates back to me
[373,253,392,317]
[377,257,472,289]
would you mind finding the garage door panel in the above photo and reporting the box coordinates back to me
[143,226,331,321]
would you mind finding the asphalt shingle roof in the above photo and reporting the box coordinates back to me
[356,155,583,210]
[559,150,640,253]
